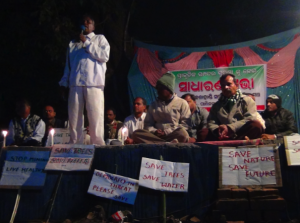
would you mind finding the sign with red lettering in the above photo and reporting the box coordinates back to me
[87,170,139,205]
[139,157,189,192]
[173,65,266,111]
[45,144,95,171]
[284,135,300,166]
[221,146,278,186]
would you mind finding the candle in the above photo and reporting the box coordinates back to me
[50,129,55,146]
[2,131,8,147]
[121,127,128,145]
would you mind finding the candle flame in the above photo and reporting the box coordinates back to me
[50,129,55,136]
[122,127,127,134]
[2,131,7,137]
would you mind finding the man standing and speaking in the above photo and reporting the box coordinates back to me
[59,14,110,145]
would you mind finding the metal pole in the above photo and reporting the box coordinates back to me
[10,188,22,223]
[108,164,118,216]
[160,155,166,223]
[45,172,63,223]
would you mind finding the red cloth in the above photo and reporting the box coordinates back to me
[207,49,234,67]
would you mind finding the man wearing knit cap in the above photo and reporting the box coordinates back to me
[207,74,263,140]
[261,94,297,139]
[132,72,191,143]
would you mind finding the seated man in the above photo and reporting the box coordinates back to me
[182,93,209,142]
[42,105,65,146]
[207,74,263,140]
[261,94,298,139]
[104,108,123,141]
[122,97,147,145]
[7,99,45,146]
[132,72,191,143]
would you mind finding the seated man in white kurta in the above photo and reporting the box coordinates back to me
[121,97,147,145]
[59,14,110,145]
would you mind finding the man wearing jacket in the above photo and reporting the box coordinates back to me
[261,94,298,139]
[207,74,263,140]
[132,72,191,144]
[59,14,110,145]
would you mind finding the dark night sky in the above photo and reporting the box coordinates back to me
[1,0,300,129]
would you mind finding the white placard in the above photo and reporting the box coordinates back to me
[45,144,95,171]
[284,135,300,165]
[88,170,139,205]
[0,150,50,187]
[222,147,276,185]
[139,157,189,192]
[45,128,90,146]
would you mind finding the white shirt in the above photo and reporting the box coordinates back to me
[123,113,147,138]
[59,32,110,87]
[6,115,46,145]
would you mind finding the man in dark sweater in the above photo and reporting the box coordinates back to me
[261,94,298,139]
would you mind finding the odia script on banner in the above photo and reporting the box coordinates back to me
[139,157,189,192]
[173,65,266,111]
[45,144,95,171]
[88,170,139,205]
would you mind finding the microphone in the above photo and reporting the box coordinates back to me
[80,25,86,34]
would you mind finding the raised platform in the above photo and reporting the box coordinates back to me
[0,140,299,222]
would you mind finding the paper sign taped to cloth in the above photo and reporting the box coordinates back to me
[0,150,50,188]
[45,144,95,171]
[88,169,139,205]
[284,135,300,165]
[221,146,276,185]
[139,157,189,192]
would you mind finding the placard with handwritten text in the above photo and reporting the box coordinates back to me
[284,135,300,165]
[221,146,278,186]
[45,144,95,171]
[139,157,189,192]
[88,170,139,205]
[0,149,50,188]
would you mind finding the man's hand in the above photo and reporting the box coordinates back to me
[154,129,165,137]
[125,137,134,145]
[60,86,69,101]
[261,134,276,140]
[188,137,196,143]
[218,125,233,140]
[79,33,86,43]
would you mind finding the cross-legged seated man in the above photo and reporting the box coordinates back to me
[261,94,298,139]
[207,74,263,140]
[182,93,209,142]
[7,99,45,146]
[122,97,147,145]
[132,72,191,144]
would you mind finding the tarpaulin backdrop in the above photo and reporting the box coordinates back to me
[128,28,300,132]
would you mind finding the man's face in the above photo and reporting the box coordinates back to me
[44,106,56,120]
[16,102,30,118]
[184,95,196,111]
[134,98,146,114]
[266,99,278,112]
[220,76,238,98]
[156,83,172,101]
[105,110,116,123]
[82,16,95,34]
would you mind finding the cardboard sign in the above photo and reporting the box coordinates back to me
[45,144,95,171]
[284,135,300,165]
[45,128,89,146]
[0,148,50,189]
[139,157,189,192]
[88,170,139,205]
[220,146,281,187]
